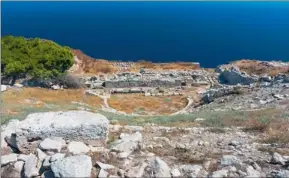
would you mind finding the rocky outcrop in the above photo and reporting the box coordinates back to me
[201,85,241,103]
[218,66,258,85]
[4,111,109,153]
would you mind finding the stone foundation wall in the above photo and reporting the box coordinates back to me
[104,79,182,88]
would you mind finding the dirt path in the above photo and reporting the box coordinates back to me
[170,97,194,115]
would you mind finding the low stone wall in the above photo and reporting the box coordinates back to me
[104,79,183,88]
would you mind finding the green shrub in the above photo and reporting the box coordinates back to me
[1,36,73,84]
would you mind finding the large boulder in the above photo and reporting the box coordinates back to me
[51,155,92,177]
[218,66,257,85]
[9,111,109,153]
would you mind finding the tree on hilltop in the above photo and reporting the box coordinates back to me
[1,35,74,84]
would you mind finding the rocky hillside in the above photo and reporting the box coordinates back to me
[2,111,289,178]
[69,50,201,75]
[2,46,289,178]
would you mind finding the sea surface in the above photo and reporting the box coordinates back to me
[2,1,289,67]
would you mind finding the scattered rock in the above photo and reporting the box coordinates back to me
[51,155,92,177]
[171,168,182,177]
[42,156,51,169]
[1,164,22,178]
[270,170,289,178]
[153,137,170,144]
[98,169,108,177]
[118,152,130,159]
[24,154,39,178]
[211,170,228,178]
[18,154,30,162]
[95,161,115,170]
[37,148,48,161]
[229,140,239,147]
[14,83,23,88]
[67,141,90,155]
[125,161,148,178]
[220,155,242,167]
[251,162,261,171]
[14,161,24,173]
[149,157,171,177]
[246,165,260,177]
[271,152,286,165]
[1,154,18,166]
[50,153,65,162]
[179,164,203,177]
[39,137,65,153]
[51,85,60,90]
[111,132,142,155]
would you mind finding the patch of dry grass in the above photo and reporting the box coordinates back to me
[71,50,201,75]
[236,108,289,144]
[107,94,188,115]
[133,60,201,71]
[2,87,103,107]
[231,60,289,76]
[71,49,117,74]
[1,88,103,121]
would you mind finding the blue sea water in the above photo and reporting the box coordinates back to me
[1,1,289,67]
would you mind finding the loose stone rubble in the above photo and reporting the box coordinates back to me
[1,110,289,178]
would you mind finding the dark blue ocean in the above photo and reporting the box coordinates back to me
[2,1,289,67]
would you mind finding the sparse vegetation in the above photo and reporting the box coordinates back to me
[71,49,116,74]
[133,60,201,72]
[108,94,188,115]
[229,60,289,76]
[1,88,103,124]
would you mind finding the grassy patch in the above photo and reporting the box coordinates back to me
[108,94,187,115]
[1,87,103,124]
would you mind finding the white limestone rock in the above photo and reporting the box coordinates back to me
[51,155,92,178]
[67,141,90,155]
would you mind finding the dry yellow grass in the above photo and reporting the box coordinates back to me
[132,61,201,72]
[108,94,188,115]
[71,49,117,74]
[230,60,289,76]
[2,88,103,108]
[69,50,201,75]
